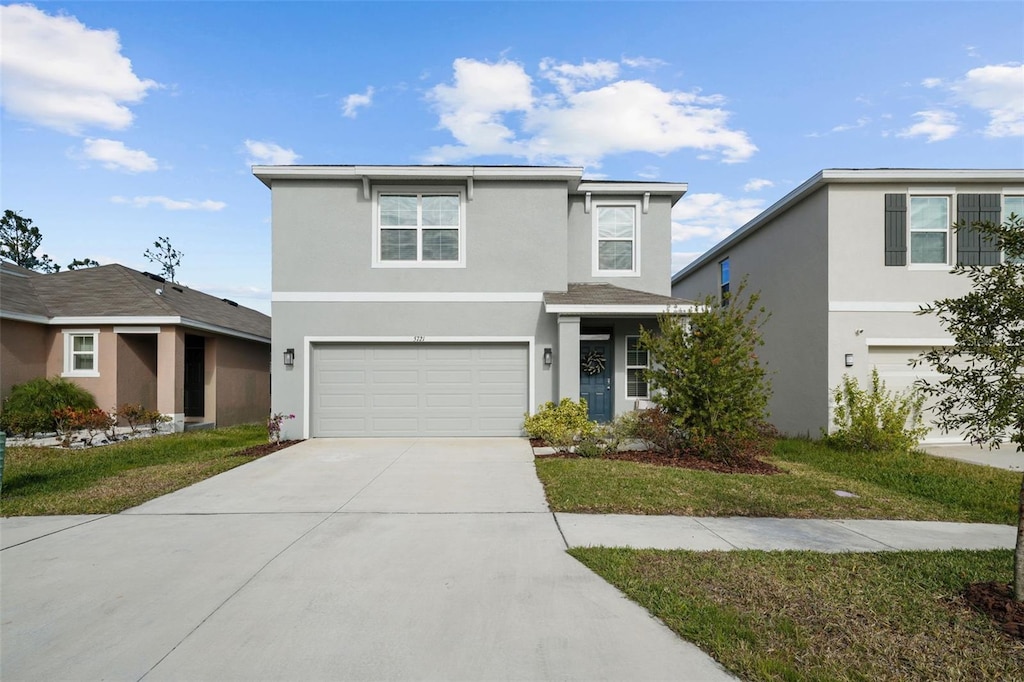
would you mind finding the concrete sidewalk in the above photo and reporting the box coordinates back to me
[556,514,1017,552]
[920,443,1024,472]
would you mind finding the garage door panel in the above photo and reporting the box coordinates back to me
[869,345,968,444]
[312,343,528,437]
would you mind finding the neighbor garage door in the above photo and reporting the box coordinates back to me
[868,345,968,444]
[311,343,528,437]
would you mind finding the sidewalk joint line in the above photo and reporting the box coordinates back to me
[0,515,111,551]
[692,518,741,550]
[551,512,570,549]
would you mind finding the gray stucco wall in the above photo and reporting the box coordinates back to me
[272,179,569,293]
[672,188,830,437]
[271,301,557,440]
[567,194,673,295]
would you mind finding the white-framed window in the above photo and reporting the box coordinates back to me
[593,201,640,276]
[372,188,466,267]
[909,195,950,265]
[62,330,99,377]
[1004,196,1024,264]
[719,257,730,306]
[625,335,649,399]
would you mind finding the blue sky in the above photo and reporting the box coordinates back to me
[2,1,1022,314]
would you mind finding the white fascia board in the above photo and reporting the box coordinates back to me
[47,315,268,344]
[829,302,927,312]
[544,304,694,315]
[253,165,583,188]
[865,337,955,347]
[577,181,688,199]
[50,315,181,326]
[671,168,1024,286]
[273,291,545,303]
[1,310,50,324]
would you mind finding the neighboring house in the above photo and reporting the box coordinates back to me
[253,164,690,439]
[1,262,271,431]
[671,168,1024,443]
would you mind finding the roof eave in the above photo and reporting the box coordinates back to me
[252,164,586,189]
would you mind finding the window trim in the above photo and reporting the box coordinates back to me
[371,186,467,268]
[1003,194,1024,264]
[592,199,641,277]
[624,334,649,399]
[907,194,951,268]
[62,330,100,377]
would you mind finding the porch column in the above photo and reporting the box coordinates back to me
[156,327,185,432]
[557,315,581,402]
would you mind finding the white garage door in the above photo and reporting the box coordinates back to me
[311,343,528,437]
[868,345,968,444]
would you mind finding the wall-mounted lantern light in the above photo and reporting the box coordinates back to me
[543,347,553,367]
[844,353,854,367]
[283,348,295,367]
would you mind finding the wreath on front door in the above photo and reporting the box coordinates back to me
[581,349,606,376]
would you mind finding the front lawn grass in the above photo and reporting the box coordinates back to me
[571,547,1023,682]
[1,424,269,516]
[536,438,1018,524]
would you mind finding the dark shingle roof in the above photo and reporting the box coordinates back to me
[544,282,689,307]
[1,263,269,340]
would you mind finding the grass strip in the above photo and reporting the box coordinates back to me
[535,439,1019,524]
[1,424,268,516]
[572,547,1023,682]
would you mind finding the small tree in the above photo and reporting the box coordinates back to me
[914,214,1024,602]
[144,236,183,283]
[640,278,772,458]
[1,210,58,272]
[66,258,99,270]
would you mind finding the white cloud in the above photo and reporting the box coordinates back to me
[621,56,667,70]
[0,4,158,134]
[81,138,157,172]
[671,193,765,243]
[111,195,226,211]
[898,110,959,142]
[341,86,374,118]
[244,139,299,165]
[949,63,1024,137]
[831,117,870,133]
[743,178,774,192]
[671,251,703,274]
[425,58,756,167]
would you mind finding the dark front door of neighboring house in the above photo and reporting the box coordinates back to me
[184,335,205,418]
[579,341,612,422]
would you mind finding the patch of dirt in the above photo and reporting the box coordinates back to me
[964,581,1024,640]
[537,448,782,475]
[233,440,303,458]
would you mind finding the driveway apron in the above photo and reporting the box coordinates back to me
[1,438,733,681]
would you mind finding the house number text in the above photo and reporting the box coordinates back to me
[413,336,425,342]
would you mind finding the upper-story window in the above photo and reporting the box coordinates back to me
[62,330,99,377]
[593,201,640,276]
[719,257,730,306]
[909,196,949,264]
[373,188,465,267]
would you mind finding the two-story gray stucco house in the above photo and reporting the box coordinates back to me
[671,168,1024,444]
[254,165,691,439]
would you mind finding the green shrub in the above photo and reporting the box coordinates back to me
[523,398,595,452]
[1,377,97,437]
[825,369,928,453]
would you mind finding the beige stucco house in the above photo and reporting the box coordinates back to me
[671,168,1024,444]
[1,262,271,431]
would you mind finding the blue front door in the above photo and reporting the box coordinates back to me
[579,341,613,422]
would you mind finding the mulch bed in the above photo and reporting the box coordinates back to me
[233,439,303,458]
[533,441,782,475]
[965,581,1024,640]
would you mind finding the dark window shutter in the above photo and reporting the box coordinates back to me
[957,193,1001,266]
[884,193,906,266]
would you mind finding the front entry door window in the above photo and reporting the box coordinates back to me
[579,341,612,422]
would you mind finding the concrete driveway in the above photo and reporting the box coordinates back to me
[1,438,733,681]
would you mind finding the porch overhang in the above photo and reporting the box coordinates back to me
[543,283,697,317]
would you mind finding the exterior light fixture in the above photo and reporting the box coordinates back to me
[543,347,553,366]
[844,353,854,367]
[283,348,295,367]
